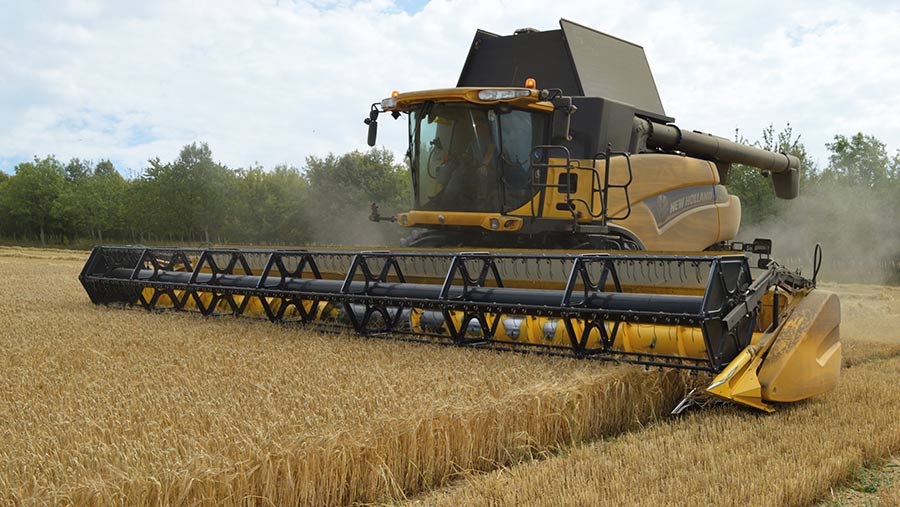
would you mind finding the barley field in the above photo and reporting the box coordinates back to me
[0,247,688,506]
[409,356,900,507]
[407,283,900,507]
[2,246,899,506]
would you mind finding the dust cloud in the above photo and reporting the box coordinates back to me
[306,199,406,248]
[739,184,900,284]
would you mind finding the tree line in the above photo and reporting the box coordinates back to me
[728,126,900,225]
[729,126,900,283]
[0,128,898,250]
[0,144,408,246]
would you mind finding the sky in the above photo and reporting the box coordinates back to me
[1,0,899,176]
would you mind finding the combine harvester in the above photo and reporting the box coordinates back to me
[80,20,840,412]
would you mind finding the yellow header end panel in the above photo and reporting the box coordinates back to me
[759,290,841,402]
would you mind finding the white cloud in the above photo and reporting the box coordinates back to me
[0,0,898,174]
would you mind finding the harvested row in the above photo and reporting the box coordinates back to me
[0,249,689,505]
[814,456,900,507]
[877,469,900,507]
[826,283,900,369]
[0,245,88,262]
[407,357,900,507]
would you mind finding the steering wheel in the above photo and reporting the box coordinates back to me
[426,148,439,179]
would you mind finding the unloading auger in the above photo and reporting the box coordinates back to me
[80,246,840,411]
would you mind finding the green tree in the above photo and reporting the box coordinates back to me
[88,161,126,240]
[172,143,233,243]
[130,143,236,244]
[728,123,814,225]
[893,150,900,179]
[52,159,128,242]
[51,175,89,237]
[64,158,92,183]
[228,164,310,245]
[822,133,894,188]
[0,174,11,237]
[123,174,158,243]
[0,156,68,245]
[304,148,409,245]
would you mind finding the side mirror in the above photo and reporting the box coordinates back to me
[551,97,576,143]
[365,107,379,147]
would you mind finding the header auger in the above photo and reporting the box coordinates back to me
[81,19,841,411]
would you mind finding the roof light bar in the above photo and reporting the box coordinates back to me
[477,89,531,101]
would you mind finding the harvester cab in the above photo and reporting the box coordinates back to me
[367,19,800,252]
[80,19,840,413]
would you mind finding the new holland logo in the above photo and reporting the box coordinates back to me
[651,186,717,227]
[656,194,669,221]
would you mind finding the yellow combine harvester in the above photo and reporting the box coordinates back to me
[80,20,840,412]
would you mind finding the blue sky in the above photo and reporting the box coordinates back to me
[1,0,899,176]
[393,0,428,13]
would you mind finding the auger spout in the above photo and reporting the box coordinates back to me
[632,117,801,199]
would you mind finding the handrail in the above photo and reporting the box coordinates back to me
[592,145,634,224]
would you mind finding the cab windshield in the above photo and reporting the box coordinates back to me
[410,103,547,213]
